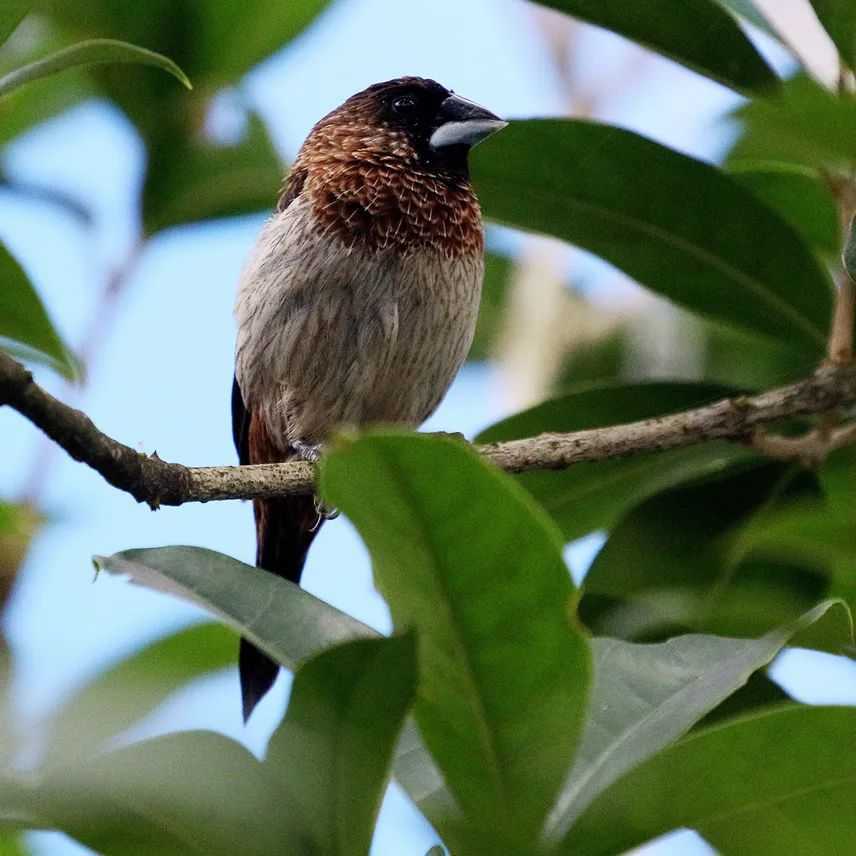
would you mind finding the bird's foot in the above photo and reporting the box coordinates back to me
[312,495,340,528]
[292,440,323,464]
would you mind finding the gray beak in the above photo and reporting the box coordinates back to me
[429,94,508,150]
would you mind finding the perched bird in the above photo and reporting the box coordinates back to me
[232,77,506,720]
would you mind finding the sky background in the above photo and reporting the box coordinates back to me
[2,1,855,854]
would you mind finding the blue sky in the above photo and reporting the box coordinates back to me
[1,1,853,854]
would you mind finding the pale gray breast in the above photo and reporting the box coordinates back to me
[234,198,483,449]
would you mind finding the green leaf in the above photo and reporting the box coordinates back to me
[142,111,281,235]
[477,382,751,541]
[474,121,831,351]
[93,547,377,673]
[562,705,856,855]
[468,251,514,361]
[43,622,236,766]
[320,434,592,846]
[714,0,778,38]
[808,1,856,70]
[91,545,448,820]
[0,2,28,47]
[0,38,190,99]
[731,75,856,170]
[545,601,850,843]
[194,0,330,83]
[534,0,776,93]
[0,240,76,379]
[266,635,417,856]
[11,731,290,855]
[729,162,840,255]
[579,462,830,642]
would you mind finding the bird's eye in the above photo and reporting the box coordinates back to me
[391,95,418,115]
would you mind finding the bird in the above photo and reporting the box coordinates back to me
[232,77,507,720]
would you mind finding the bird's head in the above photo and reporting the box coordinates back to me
[302,77,507,178]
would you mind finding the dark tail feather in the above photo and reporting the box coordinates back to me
[239,494,320,721]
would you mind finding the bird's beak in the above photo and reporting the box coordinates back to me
[429,94,508,150]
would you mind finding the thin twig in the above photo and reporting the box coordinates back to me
[3,351,856,508]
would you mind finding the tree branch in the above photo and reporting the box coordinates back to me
[2,350,856,508]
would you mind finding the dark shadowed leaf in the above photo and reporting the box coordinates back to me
[534,0,776,92]
[579,462,833,643]
[545,601,850,843]
[561,706,856,855]
[8,731,291,855]
[44,623,236,766]
[474,121,831,350]
[477,382,751,541]
[808,1,856,70]
[320,434,591,847]
[266,635,417,856]
[731,75,856,170]
[0,2,27,47]
[0,38,190,98]
[729,162,840,255]
[0,240,76,378]
[142,111,281,235]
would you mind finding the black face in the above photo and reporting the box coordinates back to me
[370,77,471,174]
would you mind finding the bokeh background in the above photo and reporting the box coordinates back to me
[2,1,854,853]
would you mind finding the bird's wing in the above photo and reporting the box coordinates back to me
[231,374,250,465]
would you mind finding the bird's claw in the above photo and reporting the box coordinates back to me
[312,495,340,529]
[293,440,323,463]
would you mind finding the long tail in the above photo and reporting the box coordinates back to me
[240,494,321,721]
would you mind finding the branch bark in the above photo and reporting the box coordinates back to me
[2,350,856,508]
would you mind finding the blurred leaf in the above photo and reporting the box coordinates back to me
[535,0,776,93]
[266,635,417,856]
[0,833,28,856]
[14,731,290,855]
[561,706,856,855]
[714,0,778,37]
[580,462,831,643]
[844,214,856,281]
[474,121,831,351]
[0,38,190,99]
[320,434,591,847]
[0,502,38,612]
[808,1,856,70]
[44,622,236,766]
[194,0,330,83]
[142,111,281,235]
[0,240,75,378]
[0,173,92,224]
[477,382,751,540]
[468,251,513,361]
[701,317,817,389]
[729,162,840,255]
[731,75,856,170]
[696,669,791,729]
[0,3,28,47]
[545,600,850,842]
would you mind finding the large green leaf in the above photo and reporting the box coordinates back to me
[0,2,27,47]
[0,240,75,378]
[0,38,189,99]
[562,705,856,855]
[142,111,281,235]
[545,601,850,843]
[43,622,236,766]
[474,121,831,350]
[91,546,447,819]
[579,462,831,643]
[729,162,840,255]
[476,382,751,541]
[534,1,776,93]
[320,434,592,847]
[7,731,291,855]
[808,1,856,70]
[731,75,856,170]
[266,635,417,856]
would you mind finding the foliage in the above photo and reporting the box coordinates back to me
[2,0,856,854]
